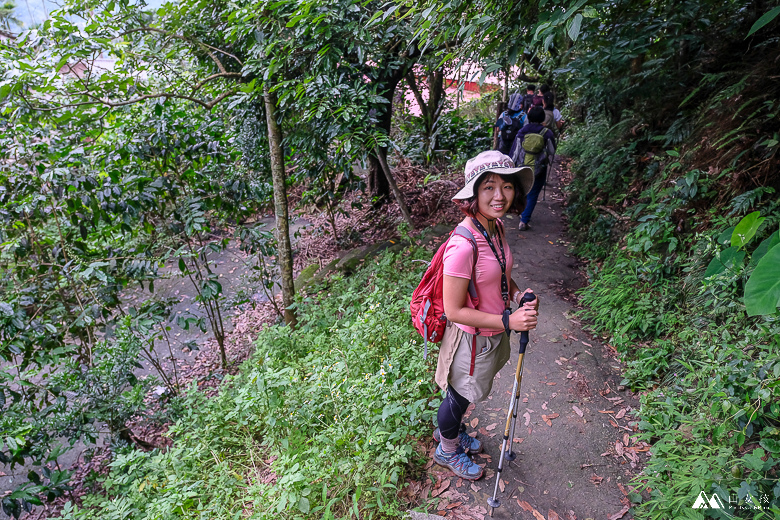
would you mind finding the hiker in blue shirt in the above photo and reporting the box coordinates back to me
[495,93,527,156]
[510,106,556,231]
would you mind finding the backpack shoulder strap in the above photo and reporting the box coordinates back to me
[453,225,479,300]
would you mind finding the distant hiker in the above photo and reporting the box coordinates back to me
[511,106,556,231]
[432,150,539,481]
[532,89,544,108]
[542,103,564,136]
[539,84,554,112]
[495,93,527,156]
[522,84,536,114]
[541,86,564,135]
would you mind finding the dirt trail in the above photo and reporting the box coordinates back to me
[418,159,646,520]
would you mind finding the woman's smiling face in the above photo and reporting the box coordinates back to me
[476,173,515,219]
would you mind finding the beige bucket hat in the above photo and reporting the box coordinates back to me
[452,150,534,201]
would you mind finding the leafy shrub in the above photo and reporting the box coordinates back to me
[58,245,441,520]
[397,97,493,166]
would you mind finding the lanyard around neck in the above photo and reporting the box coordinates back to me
[470,217,509,309]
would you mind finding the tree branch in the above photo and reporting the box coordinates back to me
[191,72,243,92]
[405,71,428,120]
[119,27,244,70]
[20,88,238,111]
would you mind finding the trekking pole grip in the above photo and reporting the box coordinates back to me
[518,292,536,354]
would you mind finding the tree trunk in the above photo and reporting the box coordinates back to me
[263,84,297,329]
[426,70,445,151]
[375,146,414,230]
[368,70,405,205]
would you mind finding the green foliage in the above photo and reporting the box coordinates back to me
[565,123,780,518]
[0,321,156,516]
[577,251,680,352]
[57,246,440,519]
[398,102,493,166]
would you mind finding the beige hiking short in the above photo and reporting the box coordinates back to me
[435,320,510,403]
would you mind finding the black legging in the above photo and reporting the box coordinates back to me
[437,385,471,440]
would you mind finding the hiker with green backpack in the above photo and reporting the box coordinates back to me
[510,106,556,231]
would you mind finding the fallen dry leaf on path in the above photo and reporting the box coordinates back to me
[513,437,524,443]
[470,483,480,493]
[499,479,505,492]
[548,510,561,520]
[572,405,584,417]
[623,433,630,446]
[615,441,625,456]
[516,501,546,520]
[616,408,627,419]
[523,412,531,426]
[546,382,557,386]
[432,479,451,497]
[470,418,479,428]
[608,505,630,520]
[485,423,498,431]
[591,474,604,485]
[566,510,577,520]
[599,410,615,414]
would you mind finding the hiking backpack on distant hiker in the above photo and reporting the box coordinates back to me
[517,131,550,177]
[496,112,525,155]
[495,93,526,155]
[522,93,535,114]
[542,109,557,136]
[410,226,479,358]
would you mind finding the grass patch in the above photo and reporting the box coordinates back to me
[59,245,440,520]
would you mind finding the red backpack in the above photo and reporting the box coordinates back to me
[410,226,479,358]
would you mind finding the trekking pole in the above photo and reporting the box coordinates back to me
[543,153,554,202]
[487,292,536,517]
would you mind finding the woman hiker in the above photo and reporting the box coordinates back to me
[432,150,541,480]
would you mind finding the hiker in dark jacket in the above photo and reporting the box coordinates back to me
[539,84,554,112]
[510,106,556,231]
[521,84,536,114]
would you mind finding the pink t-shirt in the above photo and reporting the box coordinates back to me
[442,220,513,336]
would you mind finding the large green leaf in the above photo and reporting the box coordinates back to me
[568,14,583,41]
[745,244,780,316]
[717,226,735,246]
[746,6,780,38]
[731,211,764,249]
[704,247,745,278]
[750,229,780,267]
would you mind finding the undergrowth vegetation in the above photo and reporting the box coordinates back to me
[561,35,780,520]
[57,246,439,520]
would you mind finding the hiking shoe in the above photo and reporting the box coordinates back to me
[433,445,484,480]
[518,221,530,231]
[433,427,483,454]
